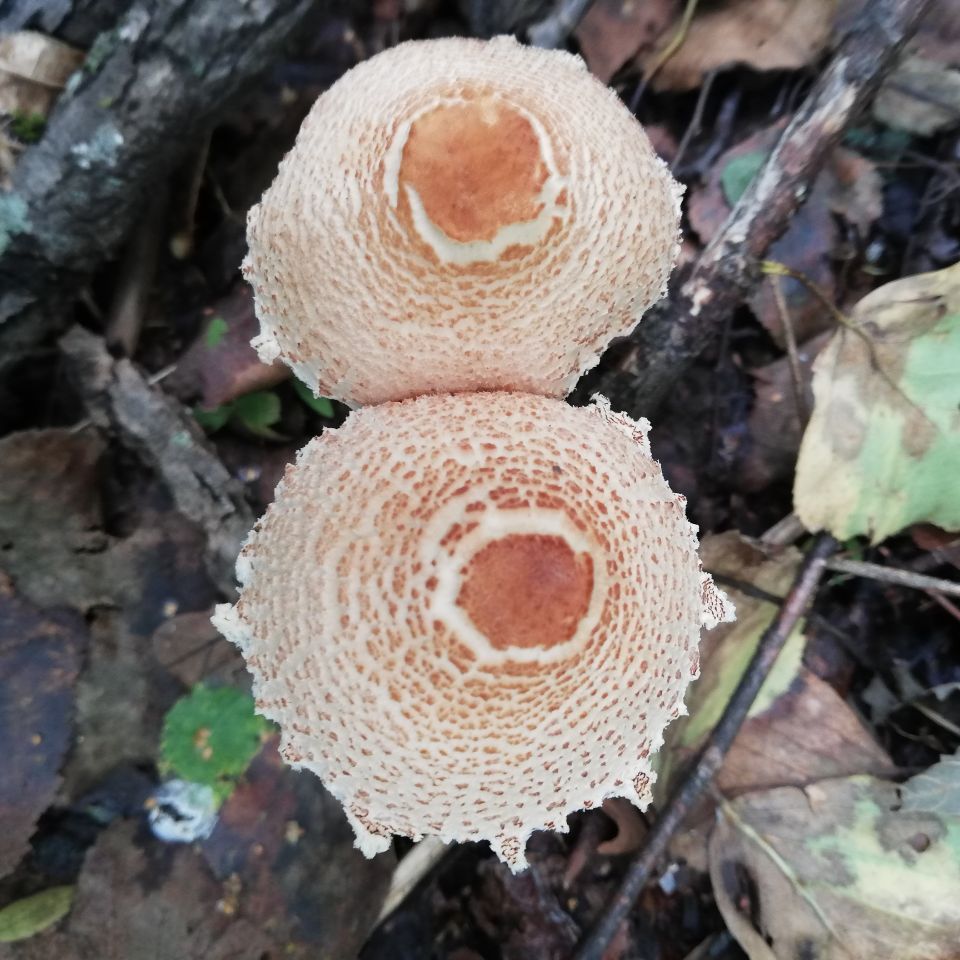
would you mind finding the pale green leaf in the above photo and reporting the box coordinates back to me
[710,776,960,960]
[0,886,74,942]
[902,750,960,818]
[794,260,960,542]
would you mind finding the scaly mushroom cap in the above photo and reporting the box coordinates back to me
[213,393,733,870]
[245,36,682,407]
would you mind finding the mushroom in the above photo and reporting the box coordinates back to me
[245,35,682,408]
[213,392,733,870]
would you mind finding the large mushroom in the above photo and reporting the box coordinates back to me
[213,392,733,870]
[245,36,682,407]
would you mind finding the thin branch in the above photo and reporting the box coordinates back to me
[826,557,960,599]
[594,0,934,418]
[572,533,838,960]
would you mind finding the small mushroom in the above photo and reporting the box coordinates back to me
[245,36,682,408]
[213,392,732,871]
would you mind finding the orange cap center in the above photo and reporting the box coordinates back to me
[399,96,548,244]
[456,534,593,651]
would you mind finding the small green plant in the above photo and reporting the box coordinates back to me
[159,684,272,804]
[9,111,46,144]
[194,389,283,438]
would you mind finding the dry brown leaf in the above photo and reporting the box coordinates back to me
[710,776,960,960]
[0,31,82,116]
[874,55,960,136]
[660,532,893,798]
[0,576,86,881]
[3,820,277,960]
[166,284,288,409]
[738,332,831,492]
[638,0,841,93]
[575,0,679,84]
[152,610,246,687]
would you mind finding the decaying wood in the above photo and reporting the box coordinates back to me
[0,0,360,321]
[594,0,935,418]
[59,325,252,595]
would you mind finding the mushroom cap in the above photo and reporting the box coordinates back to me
[245,36,682,408]
[214,392,732,870]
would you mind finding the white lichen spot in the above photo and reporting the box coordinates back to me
[148,780,218,842]
[70,123,124,171]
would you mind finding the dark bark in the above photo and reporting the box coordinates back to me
[0,0,131,48]
[593,0,935,419]
[0,0,363,321]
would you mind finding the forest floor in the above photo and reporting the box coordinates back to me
[0,1,959,958]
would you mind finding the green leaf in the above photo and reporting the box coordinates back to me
[292,378,335,419]
[902,750,960,817]
[204,315,229,348]
[794,261,960,542]
[0,887,74,943]
[193,403,232,432]
[720,149,769,206]
[160,685,271,804]
[232,390,282,438]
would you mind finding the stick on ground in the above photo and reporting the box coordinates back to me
[593,0,934,419]
[572,532,838,960]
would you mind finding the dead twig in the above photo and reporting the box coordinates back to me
[769,275,809,426]
[105,185,168,357]
[59,325,252,594]
[596,0,934,418]
[572,532,838,960]
[825,557,960,599]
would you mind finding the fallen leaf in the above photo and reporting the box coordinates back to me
[152,610,246,687]
[0,576,86,880]
[902,750,960,818]
[0,31,82,183]
[0,888,74,944]
[202,741,393,956]
[874,55,960,136]
[659,534,892,800]
[0,429,108,611]
[1,820,278,960]
[738,332,831,492]
[638,0,841,93]
[574,0,679,84]
[166,284,288,409]
[911,0,960,66]
[794,260,960,542]
[710,776,960,960]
